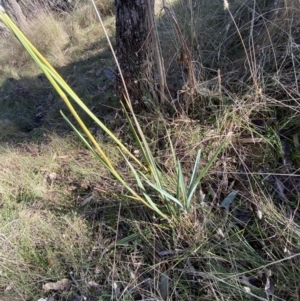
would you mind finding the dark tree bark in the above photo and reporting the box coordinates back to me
[114,0,156,107]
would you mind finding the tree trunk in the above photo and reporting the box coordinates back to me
[114,0,156,108]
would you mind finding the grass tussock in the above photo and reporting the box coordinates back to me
[0,0,300,300]
[0,11,69,69]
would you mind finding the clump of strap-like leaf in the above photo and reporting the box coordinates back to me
[0,8,226,220]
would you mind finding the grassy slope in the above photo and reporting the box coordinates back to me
[0,0,300,300]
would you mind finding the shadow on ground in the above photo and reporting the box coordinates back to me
[0,36,121,145]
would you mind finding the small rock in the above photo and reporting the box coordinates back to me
[42,278,72,292]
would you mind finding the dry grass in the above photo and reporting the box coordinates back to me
[0,11,69,70]
[0,0,300,300]
[0,1,114,80]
